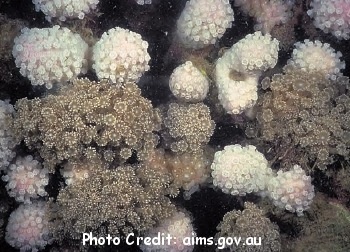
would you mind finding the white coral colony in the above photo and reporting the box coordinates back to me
[12,26,89,89]
[169,61,209,102]
[92,27,151,84]
[215,31,279,114]
[176,0,234,49]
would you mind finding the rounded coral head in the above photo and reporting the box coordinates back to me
[288,39,345,80]
[5,202,54,251]
[267,165,315,216]
[169,61,209,102]
[176,0,234,49]
[211,144,273,196]
[307,0,350,40]
[2,155,48,204]
[12,26,89,89]
[32,0,99,22]
[92,27,151,84]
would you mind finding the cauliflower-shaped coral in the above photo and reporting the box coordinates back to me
[5,202,54,251]
[215,73,259,115]
[176,0,234,49]
[266,165,315,216]
[169,61,209,102]
[12,26,89,89]
[92,27,151,84]
[234,0,292,33]
[211,144,273,196]
[220,31,279,75]
[307,0,350,40]
[32,0,99,22]
[288,39,345,80]
[2,155,48,204]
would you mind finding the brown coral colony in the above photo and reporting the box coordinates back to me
[13,79,161,172]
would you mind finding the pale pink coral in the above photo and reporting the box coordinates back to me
[234,0,292,33]
[308,0,350,39]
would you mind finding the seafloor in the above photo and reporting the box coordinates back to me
[0,0,350,251]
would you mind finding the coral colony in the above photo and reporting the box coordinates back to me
[1,0,350,251]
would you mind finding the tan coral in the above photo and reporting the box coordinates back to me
[163,102,215,154]
[256,66,350,169]
[13,78,161,171]
[51,163,176,242]
[215,202,281,252]
[144,148,213,199]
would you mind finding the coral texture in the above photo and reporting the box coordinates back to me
[307,0,350,39]
[215,202,281,252]
[145,148,212,199]
[176,0,234,49]
[234,0,292,33]
[257,66,350,169]
[215,31,279,114]
[92,27,151,84]
[288,39,345,80]
[32,0,99,21]
[51,162,176,240]
[163,102,215,154]
[140,210,195,252]
[12,26,89,89]
[5,201,54,251]
[211,144,273,196]
[169,61,209,102]
[266,165,315,216]
[13,78,161,171]
[2,155,48,204]
[0,100,16,171]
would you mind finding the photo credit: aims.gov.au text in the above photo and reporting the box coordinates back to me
[83,232,262,250]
